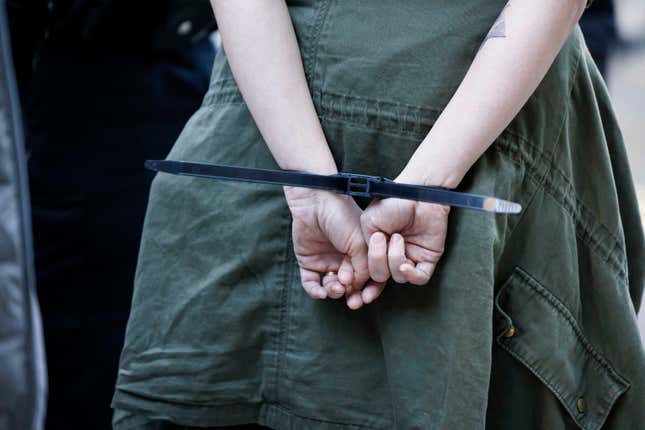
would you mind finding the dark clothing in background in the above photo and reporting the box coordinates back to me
[9,1,216,428]
[25,41,214,429]
[8,0,216,98]
[579,0,617,76]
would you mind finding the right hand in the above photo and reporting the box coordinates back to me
[359,197,450,302]
[284,187,380,309]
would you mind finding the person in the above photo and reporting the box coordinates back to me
[113,1,645,429]
[0,1,47,428]
[9,1,216,428]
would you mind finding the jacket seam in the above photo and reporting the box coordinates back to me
[504,41,627,282]
[320,115,427,142]
[491,137,551,252]
[539,39,627,281]
[494,139,628,284]
[268,402,381,429]
[318,90,439,138]
[548,34,623,274]
[303,0,331,88]
[272,206,294,405]
[321,89,444,115]
[112,394,382,429]
[494,37,626,283]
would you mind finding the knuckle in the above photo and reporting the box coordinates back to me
[360,211,377,229]
[346,230,366,254]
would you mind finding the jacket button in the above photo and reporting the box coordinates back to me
[576,398,586,414]
[504,325,516,338]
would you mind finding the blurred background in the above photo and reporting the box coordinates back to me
[1,0,644,429]
[602,0,645,342]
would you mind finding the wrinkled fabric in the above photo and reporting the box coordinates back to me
[113,1,645,429]
[0,1,47,428]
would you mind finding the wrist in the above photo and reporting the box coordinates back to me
[283,186,346,211]
[280,157,338,176]
[272,132,338,176]
[396,161,464,189]
[396,132,473,188]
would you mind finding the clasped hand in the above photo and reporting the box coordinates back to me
[284,185,449,310]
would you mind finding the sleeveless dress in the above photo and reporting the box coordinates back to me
[112,1,645,429]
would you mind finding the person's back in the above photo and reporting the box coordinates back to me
[113,1,645,429]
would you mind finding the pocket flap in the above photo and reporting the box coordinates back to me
[494,267,630,430]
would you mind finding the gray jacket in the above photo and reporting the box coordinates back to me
[0,1,47,429]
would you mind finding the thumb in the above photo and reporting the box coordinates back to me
[346,230,370,292]
[359,203,382,244]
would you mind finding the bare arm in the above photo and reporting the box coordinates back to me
[211,0,336,175]
[359,0,587,292]
[397,0,587,188]
[209,0,588,303]
[211,0,373,307]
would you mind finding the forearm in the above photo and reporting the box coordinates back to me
[211,0,337,175]
[397,0,587,188]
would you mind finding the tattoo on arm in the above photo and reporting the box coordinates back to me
[478,3,509,51]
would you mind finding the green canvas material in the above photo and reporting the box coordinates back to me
[112,1,645,429]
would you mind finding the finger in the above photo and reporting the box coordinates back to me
[361,280,386,304]
[299,267,327,299]
[359,203,381,242]
[322,272,345,299]
[347,231,371,292]
[405,242,444,265]
[346,290,364,310]
[337,255,354,287]
[368,232,390,283]
[388,234,413,284]
[400,261,436,286]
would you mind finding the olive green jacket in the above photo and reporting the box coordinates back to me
[113,1,644,429]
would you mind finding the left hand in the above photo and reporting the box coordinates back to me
[285,186,376,309]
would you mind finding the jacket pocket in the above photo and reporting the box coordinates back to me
[494,266,630,430]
